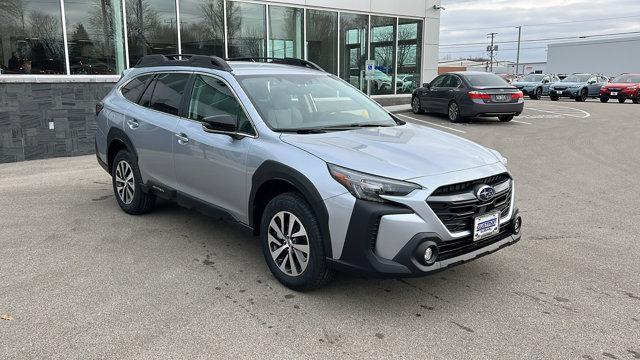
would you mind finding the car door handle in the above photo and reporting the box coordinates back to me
[127,119,139,129]
[175,133,189,144]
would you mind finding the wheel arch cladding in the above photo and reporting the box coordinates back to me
[250,160,333,259]
[107,128,138,172]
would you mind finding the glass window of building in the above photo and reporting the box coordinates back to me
[305,9,337,75]
[339,13,368,92]
[0,0,66,74]
[369,16,396,95]
[125,0,178,67]
[397,18,423,94]
[179,0,224,57]
[65,0,126,75]
[227,1,266,58]
[268,6,303,59]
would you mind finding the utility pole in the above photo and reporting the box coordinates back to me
[487,32,498,72]
[515,26,522,75]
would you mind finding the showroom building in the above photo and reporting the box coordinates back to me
[0,0,441,163]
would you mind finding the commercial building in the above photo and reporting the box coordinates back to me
[0,0,441,163]
[547,36,640,77]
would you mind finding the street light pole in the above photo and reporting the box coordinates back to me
[515,26,522,75]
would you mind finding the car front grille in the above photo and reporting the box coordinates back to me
[608,88,621,91]
[427,174,512,233]
[554,86,567,90]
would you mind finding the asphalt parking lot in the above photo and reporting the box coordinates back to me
[1,98,639,359]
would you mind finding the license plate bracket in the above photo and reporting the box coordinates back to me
[473,211,500,241]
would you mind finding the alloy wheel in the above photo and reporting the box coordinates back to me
[412,97,420,113]
[449,102,459,121]
[267,211,310,277]
[115,160,135,204]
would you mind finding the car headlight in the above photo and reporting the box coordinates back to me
[489,149,508,165]
[328,164,421,202]
[628,86,637,91]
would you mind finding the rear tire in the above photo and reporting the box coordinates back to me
[600,97,609,103]
[448,101,463,123]
[550,96,559,101]
[498,115,514,122]
[260,192,334,291]
[111,150,155,215]
[575,88,587,102]
[618,98,626,103]
[411,96,424,114]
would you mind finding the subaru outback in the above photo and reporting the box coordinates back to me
[95,54,522,290]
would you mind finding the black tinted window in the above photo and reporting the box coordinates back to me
[444,75,460,87]
[148,73,190,116]
[188,75,254,134]
[430,75,446,87]
[464,73,509,87]
[121,75,152,103]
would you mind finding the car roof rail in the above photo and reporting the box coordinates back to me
[134,54,233,72]
[226,57,325,72]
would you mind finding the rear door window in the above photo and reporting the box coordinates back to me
[148,73,191,116]
[121,74,153,103]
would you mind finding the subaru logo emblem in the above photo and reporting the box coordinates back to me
[475,185,495,202]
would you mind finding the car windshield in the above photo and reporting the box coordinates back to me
[562,75,591,82]
[237,74,398,131]
[611,74,640,83]
[520,75,544,82]
[464,73,509,87]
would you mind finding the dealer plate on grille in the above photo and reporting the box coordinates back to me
[473,211,500,241]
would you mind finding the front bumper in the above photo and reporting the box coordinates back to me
[550,89,580,97]
[600,89,638,99]
[326,167,521,277]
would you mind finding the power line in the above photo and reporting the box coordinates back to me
[440,46,548,54]
[440,31,640,47]
[441,15,640,32]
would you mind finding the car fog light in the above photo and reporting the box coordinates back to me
[513,216,522,235]
[424,247,433,262]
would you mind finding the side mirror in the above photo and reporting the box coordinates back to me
[587,80,596,84]
[423,82,430,88]
[202,114,237,134]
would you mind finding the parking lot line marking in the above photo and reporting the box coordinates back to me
[512,120,532,125]
[527,106,591,118]
[396,114,467,134]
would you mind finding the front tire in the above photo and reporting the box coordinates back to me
[411,96,424,114]
[498,115,514,122]
[618,98,626,103]
[111,150,155,215]
[633,98,639,104]
[550,95,559,101]
[575,88,587,102]
[448,101,463,123]
[600,97,609,103]
[530,87,542,100]
[260,192,334,291]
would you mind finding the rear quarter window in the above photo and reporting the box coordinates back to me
[147,73,190,116]
[120,74,153,103]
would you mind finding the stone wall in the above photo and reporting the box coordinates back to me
[0,81,116,163]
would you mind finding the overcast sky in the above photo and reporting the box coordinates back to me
[439,0,640,63]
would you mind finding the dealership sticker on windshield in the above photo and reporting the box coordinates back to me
[473,211,500,241]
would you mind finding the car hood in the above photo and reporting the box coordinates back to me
[280,123,500,180]
[553,82,584,87]
[604,83,637,88]
[512,81,538,87]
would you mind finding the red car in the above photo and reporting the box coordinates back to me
[600,74,640,103]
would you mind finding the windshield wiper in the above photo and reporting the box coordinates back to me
[276,128,327,134]
[323,123,395,130]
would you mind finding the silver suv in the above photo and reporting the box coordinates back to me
[95,54,522,290]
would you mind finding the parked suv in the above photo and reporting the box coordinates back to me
[512,74,559,100]
[95,55,522,290]
[548,73,608,101]
[599,73,640,103]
